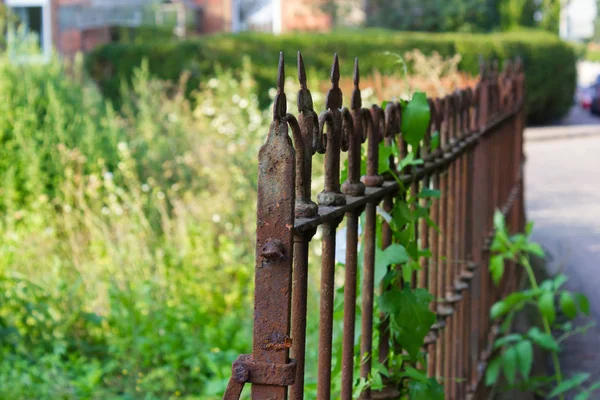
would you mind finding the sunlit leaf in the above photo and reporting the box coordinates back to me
[401,92,430,150]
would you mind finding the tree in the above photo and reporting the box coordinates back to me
[365,0,491,32]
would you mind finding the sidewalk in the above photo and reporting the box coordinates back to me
[525,119,600,399]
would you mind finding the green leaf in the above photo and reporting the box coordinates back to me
[539,291,556,324]
[575,392,590,400]
[502,346,518,384]
[493,333,523,349]
[401,92,430,150]
[419,188,441,199]
[490,255,505,285]
[408,377,444,400]
[353,378,369,398]
[575,293,590,315]
[525,221,534,236]
[560,292,577,319]
[430,131,440,151]
[379,286,436,358]
[375,244,409,286]
[378,142,394,174]
[553,274,568,290]
[494,210,506,232]
[526,243,545,257]
[392,201,413,227]
[402,366,428,383]
[515,340,533,379]
[399,154,424,170]
[527,327,559,352]
[549,373,590,398]
[485,357,501,386]
[490,301,509,320]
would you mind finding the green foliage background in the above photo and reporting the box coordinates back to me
[86,29,577,124]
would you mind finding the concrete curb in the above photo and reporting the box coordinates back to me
[525,125,600,143]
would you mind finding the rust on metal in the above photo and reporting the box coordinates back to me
[225,52,527,400]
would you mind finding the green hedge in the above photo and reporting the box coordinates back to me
[85,29,577,124]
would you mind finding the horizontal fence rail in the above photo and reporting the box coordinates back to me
[224,51,526,400]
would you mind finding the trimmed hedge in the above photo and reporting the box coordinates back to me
[85,29,577,124]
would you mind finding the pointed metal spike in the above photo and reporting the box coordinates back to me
[331,53,340,86]
[353,58,360,88]
[277,51,285,93]
[297,51,307,89]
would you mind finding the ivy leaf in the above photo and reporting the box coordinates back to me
[379,142,394,174]
[502,346,518,384]
[539,291,556,324]
[490,255,505,285]
[527,327,559,352]
[379,286,435,358]
[430,131,440,151]
[392,201,413,227]
[403,366,428,383]
[485,357,501,386]
[549,373,590,398]
[419,188,441,199]
[408,377,444,400]
[353,378,369,399]
[560,292,577,319]
[401,92,430,150]
[375,244,409,286]
[575,293,590,315]
[398,152,424,170]
[515,340,533,379]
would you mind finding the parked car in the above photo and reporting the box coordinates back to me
[590,76,600,115]
[579,86,593,110]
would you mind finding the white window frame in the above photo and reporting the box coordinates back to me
[6,0,52,63]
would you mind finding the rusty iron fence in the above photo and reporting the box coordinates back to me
[224,51,526,400]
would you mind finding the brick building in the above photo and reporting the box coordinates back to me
[3,0,335,59]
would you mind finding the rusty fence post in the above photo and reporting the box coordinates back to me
[224,52,527,400]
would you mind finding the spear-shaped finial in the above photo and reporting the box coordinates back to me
[273,51,287,121]
[326,53,342,110]
[331,53,340,87]
[298,51,307,90]
[351,57,361,110]
[353,57,359,89]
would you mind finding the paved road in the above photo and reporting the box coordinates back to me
[525,110,600,398]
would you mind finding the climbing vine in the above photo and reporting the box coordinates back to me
[339,91,445,398]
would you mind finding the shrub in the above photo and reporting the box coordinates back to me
[0,55,267,398]
[86,29,577,124]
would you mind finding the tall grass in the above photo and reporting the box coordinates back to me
[0,55,267,399]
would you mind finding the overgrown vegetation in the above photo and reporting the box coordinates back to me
[86,29,577,124]
[486,213,599,399]
[0,55,265,398]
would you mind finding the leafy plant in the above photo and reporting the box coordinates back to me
[486,212,598,399]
